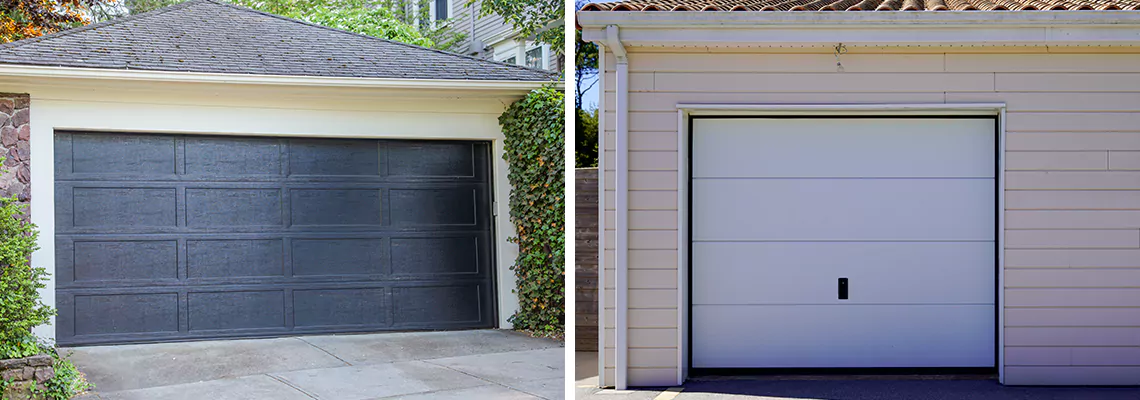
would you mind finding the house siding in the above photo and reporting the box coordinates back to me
[599,48,1140,386]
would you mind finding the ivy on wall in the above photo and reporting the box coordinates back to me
[500,86,565,335]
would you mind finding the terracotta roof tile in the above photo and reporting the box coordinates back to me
[581,0,1140,11]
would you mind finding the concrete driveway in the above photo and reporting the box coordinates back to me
[575,352,1140,399]
[69,330,563,400]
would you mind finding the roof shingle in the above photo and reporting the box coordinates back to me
[0,0,555,81]
[581,0,1140,11]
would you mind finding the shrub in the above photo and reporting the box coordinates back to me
[0,160,54,360]
[499,87,565,335]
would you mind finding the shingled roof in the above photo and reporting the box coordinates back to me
[581,0,1140,11]
[0,0,554,81]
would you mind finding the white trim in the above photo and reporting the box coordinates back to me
[605,24,630,391]
[25,91,522,339]
[676,109,688,386]
[0,65,555,90]
[579,11,1140,47]
[675,102,1007,383]
[997,107,1008,385]
[597,50,608,388]
[429,0,452,22]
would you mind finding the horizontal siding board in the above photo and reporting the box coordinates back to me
[630,249,679,269]
[623,92,947,113]
[1006,211,1140,229]
[1110,151,1140,170]
[651,72,995,93]
[1006,249,1140,268]
[603,171,679,190]
[1006,268,1140,288]
[1006,171,1140,190]
[628,367,678,387]
[1005,151,1107,171]
[630,191,678,210]
[629,289,678,309]
[630,309,678,328]
[947,92,1140,112]
[1005,347,1072,366]
[629,53,945,73]
[602,71,654,92]
[1006,288,1140,307]
[1005,366,1140,385]
[605,112,678,132]
[1005,191,1140,210]
[605,150,679,171]
[1006,308,1140,327]
[1006,132,1140,151]
[630,269,679,289]
[630,230,678,250]
[630,210,679,230]
[1071,347,1140,366]
[948,54,1140,73]
[604,131,680,151]
[630,328,678,348]
[1004,230,1140,249]
[630,348,679,368]
[1006,112,1140,133]
[996,73,1140,92]
[1005,327,1140,346]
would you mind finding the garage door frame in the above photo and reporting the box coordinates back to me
[677,104,1007,382]
[22,82,527,345]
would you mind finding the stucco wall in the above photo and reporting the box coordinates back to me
[599,48,1140,386]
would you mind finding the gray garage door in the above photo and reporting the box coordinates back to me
[54,132,496,346]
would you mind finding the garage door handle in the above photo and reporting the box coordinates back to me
[838,278,848,300]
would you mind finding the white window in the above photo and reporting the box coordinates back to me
[525,46,543,69]
[502,56,517,65]
[431,0,450,21]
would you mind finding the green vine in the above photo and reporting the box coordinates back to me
[499,86,565,335]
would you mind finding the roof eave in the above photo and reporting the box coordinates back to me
[0,64,559,91]
[579,10,1140,47]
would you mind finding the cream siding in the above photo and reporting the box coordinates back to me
[599,49,1140,386]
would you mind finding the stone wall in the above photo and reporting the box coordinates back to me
[0,93,30,210]
[0,354,54,398]
[575,168,599,351]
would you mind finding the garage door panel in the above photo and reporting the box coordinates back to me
[390,188,480,226]
[69,187,178,228]
[391,236,482,276]
[68,240,179,282]
[71,293,180,336]
[187,188,284,227]
[693,118,996,179]
[187,290,286,331]
[393,285,484,325]
[289,189,383,226]
[693,305,996,368]
[288,139,381,176]
[187,239,285,279]
[293,288,388,328]
[388,142,477,178]
[693,179,995,241]
[55,132,495,345]
[185,136,283,176]
[291,238,386,276]
[693,242,996,305]
[69,133,177,175]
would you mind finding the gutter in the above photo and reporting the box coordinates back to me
[602,24,630,391]
[0,64,558,91]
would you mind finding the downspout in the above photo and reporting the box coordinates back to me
[603,24,629,391]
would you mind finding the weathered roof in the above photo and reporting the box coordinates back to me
[581,0,1140,11]
[0,0,555,81]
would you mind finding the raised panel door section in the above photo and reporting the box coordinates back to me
[55,132,494,345]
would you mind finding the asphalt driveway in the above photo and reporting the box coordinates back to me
[68,330,563,400]
[575,352,1140,399]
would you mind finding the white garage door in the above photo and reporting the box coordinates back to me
[692,117,997,369]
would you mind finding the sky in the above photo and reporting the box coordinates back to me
[576,0,603,111]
